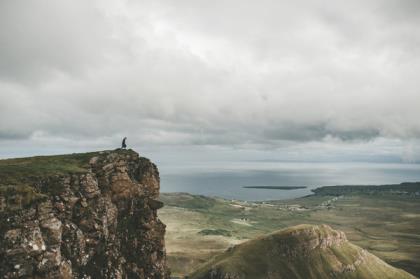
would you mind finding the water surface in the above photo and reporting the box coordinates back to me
[160,162,420,201]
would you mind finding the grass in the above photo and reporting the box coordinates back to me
[159,192,217,210]
[0,184,48,208]
[198,229,232,237]
[0,152,99,186]
[0,152,102,209]
[0,149,139,208]
[312,182,420,196]
[188,224,415,279]
[159,192,420,278]
[0,148,141,187]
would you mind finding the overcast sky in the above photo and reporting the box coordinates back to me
[1,0,420,164]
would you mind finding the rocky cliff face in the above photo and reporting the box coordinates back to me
[0,149,170,278]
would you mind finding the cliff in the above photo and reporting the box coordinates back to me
[0,149,170,278]
[189,224,416,279]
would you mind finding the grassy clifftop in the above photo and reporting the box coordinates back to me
[0,149,141,186]
[0,152,96,185]
[0,149,138,208]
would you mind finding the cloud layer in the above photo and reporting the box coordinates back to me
[1,0,420,161]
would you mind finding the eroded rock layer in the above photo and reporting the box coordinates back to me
[0,150,170,279]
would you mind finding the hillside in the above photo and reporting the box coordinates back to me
[189,224,416,279]
[159,192,420,277]
[0,149,170,278]
[312,182,420,196]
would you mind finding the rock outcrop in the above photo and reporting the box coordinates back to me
[189,224,416,279]
[0,149,170,278]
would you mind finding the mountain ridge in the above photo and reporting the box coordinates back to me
[189,224,416,279]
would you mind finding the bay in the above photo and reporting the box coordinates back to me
[160,162,420,201]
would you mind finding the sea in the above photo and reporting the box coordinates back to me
[160,162,420,201]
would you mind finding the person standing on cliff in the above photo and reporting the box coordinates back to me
[121,137,127,149]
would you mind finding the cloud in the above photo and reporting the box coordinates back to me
[0,0,114,84]
[1,0,420,161]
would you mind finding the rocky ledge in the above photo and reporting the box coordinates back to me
[272,224,348,258]
[0,149,170,278]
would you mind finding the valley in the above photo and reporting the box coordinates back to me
[159,188,420,278]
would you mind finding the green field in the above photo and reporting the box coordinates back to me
[159,192,420,278]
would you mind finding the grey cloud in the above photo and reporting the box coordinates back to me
[0,131,31,140]
[264,123,380,143]
[0,0,112,84]
[0,0,420,162]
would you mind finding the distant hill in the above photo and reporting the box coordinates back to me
[189,224,416,279]
[312,182,420,196]
[159,192,217,209]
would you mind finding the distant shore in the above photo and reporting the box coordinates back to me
[243,186,307,190]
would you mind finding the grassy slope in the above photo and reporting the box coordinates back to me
[189,224,415,279]
[159,193,420,277]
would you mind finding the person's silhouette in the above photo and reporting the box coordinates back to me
[121,137,127,149]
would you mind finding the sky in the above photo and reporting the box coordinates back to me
[1,0,420,164]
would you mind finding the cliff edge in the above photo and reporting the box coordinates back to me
[0,149,170,278]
